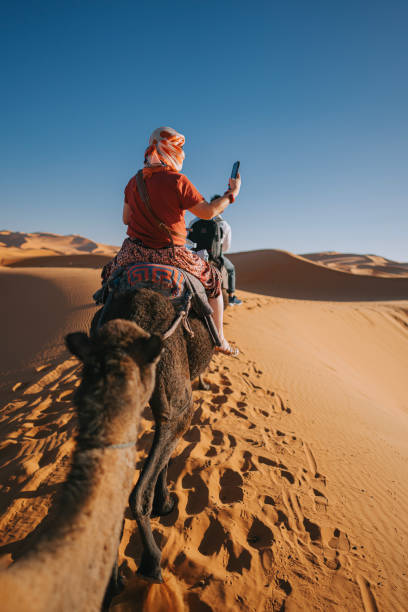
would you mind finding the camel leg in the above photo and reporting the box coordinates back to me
[151,463,175,517]
[151,392,195,517]
[129,421,187,582]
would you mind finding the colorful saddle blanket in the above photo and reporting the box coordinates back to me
[122,263,185,298]
[104,263,189,307]
[93,262,221,345]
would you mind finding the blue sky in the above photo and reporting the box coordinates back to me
[1,1,407,259]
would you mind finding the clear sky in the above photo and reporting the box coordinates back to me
[1,1,407,259]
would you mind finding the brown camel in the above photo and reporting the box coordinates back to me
[0,319,162,612]
[91,287,216,583]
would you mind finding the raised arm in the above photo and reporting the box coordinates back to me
[189,174,241,220]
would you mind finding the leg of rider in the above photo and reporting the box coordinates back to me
[223,256,236,296]
[209,292,226,346]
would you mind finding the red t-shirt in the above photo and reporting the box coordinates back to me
[124,167,204,248]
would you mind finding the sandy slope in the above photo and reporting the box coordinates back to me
[1,244,408,611]
[301,251,408,278]
[228,249,408,300]
[0,231,117,266]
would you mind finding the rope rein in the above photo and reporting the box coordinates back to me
[162,309,194,341]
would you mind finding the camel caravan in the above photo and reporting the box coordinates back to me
[0,275,223,610]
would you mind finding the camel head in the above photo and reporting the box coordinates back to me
[65,319,162,448]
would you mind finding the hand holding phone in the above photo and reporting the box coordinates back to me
[231,161,240,179]
[229,161,241,196]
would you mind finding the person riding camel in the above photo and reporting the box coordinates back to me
[188,199,243,306]
[103,126,241,356]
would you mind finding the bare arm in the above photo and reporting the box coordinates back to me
[189,194,232,220]
[189,174,241,220]
[123,200,131,225]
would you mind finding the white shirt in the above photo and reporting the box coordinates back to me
[188,215,232,253]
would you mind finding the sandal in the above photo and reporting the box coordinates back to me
[215,342,239,357]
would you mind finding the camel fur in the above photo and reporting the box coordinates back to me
[90,288,215,583]
[0,319,162,612]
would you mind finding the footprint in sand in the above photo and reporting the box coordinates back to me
[225,539,252,574]
[219,468,243,504]
[264,499,291,531]
[280,469,295,484]
[275,393,291,414]
[240,451,258,473]
[210,430,224,446]
[328,528,350,552]
[303,442,318,476]
[277,578,292,596]
[227,434,236,448]
[183,425,201,443]
[303,517,321,542]
[220,374,232,387]
[182,472,209,515]
[258,456,278,468]
[323,549,341,571]
[247,517,274,549]
[356,575,379,612]
[244,437,264,448]
[197,514,252,574]
[230,407,248,420]
[312,487,328,511]
[198,514,227,556]
[212,394,228,406]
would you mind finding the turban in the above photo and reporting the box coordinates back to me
[144,127,185,172]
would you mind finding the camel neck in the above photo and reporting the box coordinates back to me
[0,445,136,612]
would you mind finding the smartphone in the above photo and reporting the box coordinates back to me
[231,161,240,179]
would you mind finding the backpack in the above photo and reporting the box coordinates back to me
[188,218,224,261]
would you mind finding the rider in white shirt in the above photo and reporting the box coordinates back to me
[188,196,242,306]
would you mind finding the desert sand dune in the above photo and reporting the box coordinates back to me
[1,239,408,611]
[302,251,408,277]
[0,231,117,266]
[6,254,113,268]
[0,267,99,399]
[229,249,408,300]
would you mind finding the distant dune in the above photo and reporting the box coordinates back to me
[229,249,408,300]
[0,230,117,266]
[1,231,408,611]
[302,250,408,277]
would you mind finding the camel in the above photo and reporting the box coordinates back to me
[0,319,162,612]
[91,287,216,583]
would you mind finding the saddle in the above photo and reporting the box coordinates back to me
[93,263,221,346]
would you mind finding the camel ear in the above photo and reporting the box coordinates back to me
[139,334,163,365]
[65,332,93,363]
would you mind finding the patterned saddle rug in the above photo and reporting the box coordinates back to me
[112,263,187,300]
[93,262,221,345]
